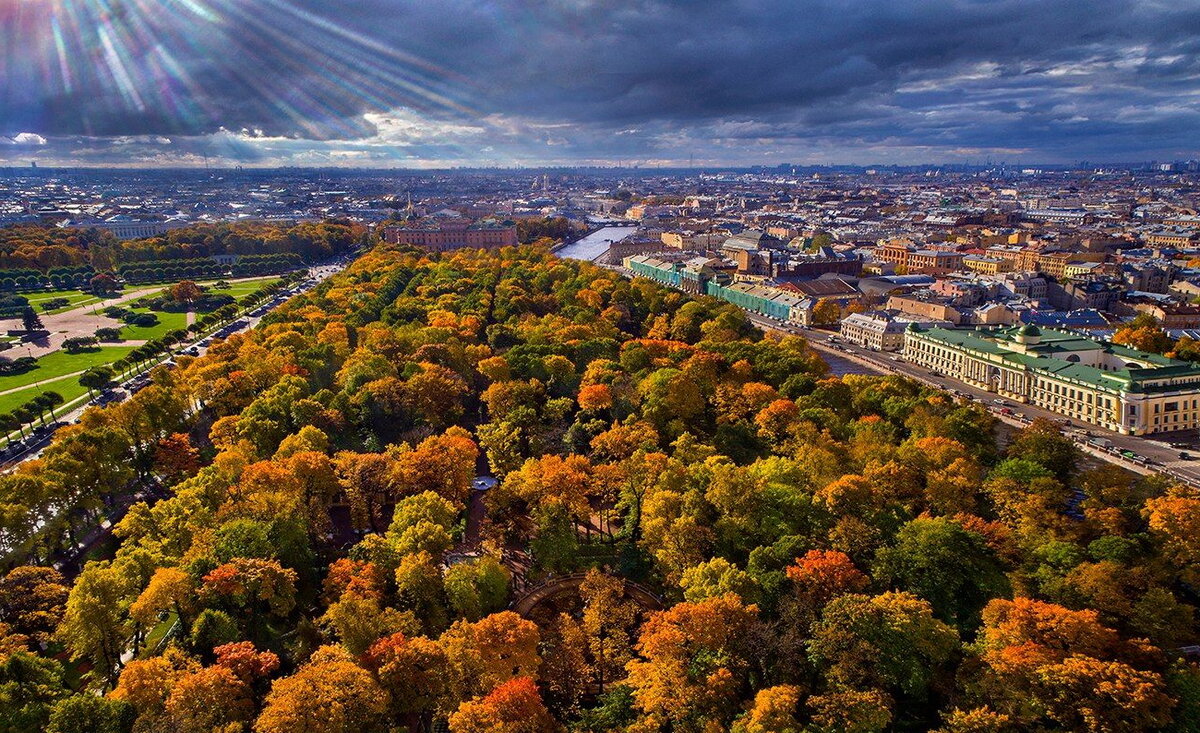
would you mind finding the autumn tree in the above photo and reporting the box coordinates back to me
[541,613,594,716]
[201,558,298,623]
[580,570,641,694]
[163,665,254,733]
[783,549,869,631]
[254,646,389,733]
[812,298,843,326]
[807,689,893,733]
[448,677,558,733]
[170,280,202,305]
[625,594,760,730]
[0,566,69,646]
[440,611,541,707]
[364,632,451,726]
[56,562,135,688]
[970,597,1173,730]
[1145,494,1200,584]
[153,433,201,483]
[109,650,198,721]
[322,592,416,655]
[130,567,195,631]
[214,641,280,685]
[1113,321,1174,354]
[732,685,803,733]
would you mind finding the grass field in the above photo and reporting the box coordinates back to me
[0,346,136,392]
[17,276,280,322]
[23,289,115,315]
[116,277,277,340]
[120,308,188,341]
[0,379,91,415]
[0,346,137,415]
[0,275,283,416]
[205,276,280,299]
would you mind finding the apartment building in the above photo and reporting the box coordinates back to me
[839,312,911,351]
[885,294,963,324]
[963,255,1011,275]
[1145,229,1199,247]
[908,249,965,274]
[986,244,1041,271]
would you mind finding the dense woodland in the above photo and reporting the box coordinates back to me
[0,220,364,272]
[0,242,1199,732]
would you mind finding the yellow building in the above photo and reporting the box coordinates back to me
[963,255,1011,275]
[902,324,1200,435]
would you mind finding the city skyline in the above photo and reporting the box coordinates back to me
[4,0,1200,168]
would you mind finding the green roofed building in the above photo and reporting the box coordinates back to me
[902,323,1200,435]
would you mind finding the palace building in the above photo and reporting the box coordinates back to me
[902,323,1200,435]
[383,214,518,252]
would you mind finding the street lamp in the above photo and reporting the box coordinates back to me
[24,345,42,396]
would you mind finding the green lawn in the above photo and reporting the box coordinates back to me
[0,345,137,415]
[113,277,277,340]
[120,309,189,341]
[204,276,281,299]
[0,346,136,392]
[24,289,118,315]
[0,379,90,415]
[132,276,278,302]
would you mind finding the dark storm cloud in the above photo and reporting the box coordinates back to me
[4,0,1200,163]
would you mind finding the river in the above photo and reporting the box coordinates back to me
[555,225,638,261]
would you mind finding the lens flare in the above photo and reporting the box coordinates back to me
[1,0,478,139]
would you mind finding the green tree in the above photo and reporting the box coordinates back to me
[46,695,134,733]
[35,391,64,423]
[809,592,959,703]
[1006,418,1077,483]
[443,556,510,621]
[873,517,1010,630]
[79,366,115,398]
[56,562,134,688]
[20,307,42,333]
[0,652,67,733]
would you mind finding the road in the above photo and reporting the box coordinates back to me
[743,311,1200,487]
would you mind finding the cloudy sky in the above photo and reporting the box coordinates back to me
[3,0,1200,168]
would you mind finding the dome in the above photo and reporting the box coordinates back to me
[1018,324,1041,337]
[906,322,920,333]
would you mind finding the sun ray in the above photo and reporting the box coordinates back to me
[5,0,481,138]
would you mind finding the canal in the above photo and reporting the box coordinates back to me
[820,350,887,377]
[555,225,637,261]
